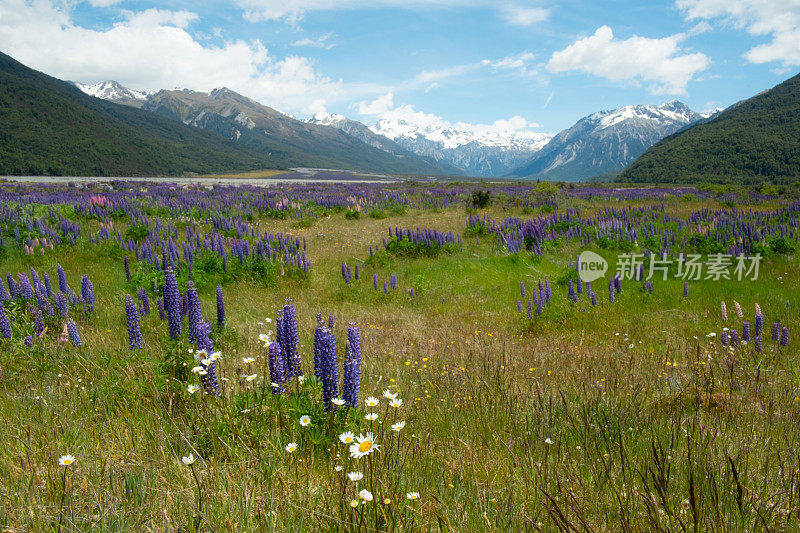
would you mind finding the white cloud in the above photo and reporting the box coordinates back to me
[357,92,395,115]
[291,32,335,49]
[546,26,711,94]
[677,0,800,67]
[500,5,549,26]
[88,0,123,6]
[0,0,342,114]
[360,95,540,133]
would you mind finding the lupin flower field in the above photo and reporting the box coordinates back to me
[1,179,800,531]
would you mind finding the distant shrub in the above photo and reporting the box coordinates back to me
[471,190,492,209]
[345,209,361,220]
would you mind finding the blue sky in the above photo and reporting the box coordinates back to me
[0,0,798,133]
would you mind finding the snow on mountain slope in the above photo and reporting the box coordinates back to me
[508,101,707,181]
[74,81,149,107]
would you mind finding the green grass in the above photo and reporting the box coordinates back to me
[0,195,799,530]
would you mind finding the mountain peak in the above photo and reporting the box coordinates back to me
[74,80,149,102]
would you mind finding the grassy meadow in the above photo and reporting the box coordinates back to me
[0,181,798,531]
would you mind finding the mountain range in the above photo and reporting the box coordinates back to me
[507,101,714,181]
[76,81,710,181]
[73,82,455,175]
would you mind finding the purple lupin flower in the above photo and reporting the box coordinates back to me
[125,295,143,350]
[268,341,286,394]
[57,264,67,293]
[313,314,325,380]
[186,282,201,344]
[23,335,33,348]
[742,321,751,342]
[781,327,790,347]
[0,302,11,338]
[215,285,225,329]
[545,279,551,303]
[0,278,8,301]
[609,283,615,303]
[56,292,69,318]
[67,320,81,347]
[772,322,781,341]
[280,300,301,377]
[683,282,689,298]
[590,292,597,306]
[390,274,397,290]
[520,281,526,298]
[124,256,131,283]
[755,314,763,337]
[517,300,523,313]
[136,287,150,316]
[320,326,338,410]
[721,331,729,346]
[328,313,335,329]
[43,273,52,298]
[6,273,18,299]
[730,329,738,346]
[18,274,32,300]
[32,308,44,337]
[164,269,182,340]
[81,275,95,312]
[342,328,361,409]
[373,273,378,290]
[527,299,532,319]
[568,279,575,300]
[383,281,389,294]
[754,336,763,353]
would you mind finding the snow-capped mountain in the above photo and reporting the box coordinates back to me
[73,81,457,175]
[305,112,413,156]
[368,118,552,177]
[73,81,150,107]
[508,101,710,181]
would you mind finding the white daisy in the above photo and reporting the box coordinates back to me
[339,431,355,444]
[391,421,406,432]
[347,471,363,482]
[258,334,269,343]
[364,396,380,408]
[243,357,255,364]
[244,374,257,382]
[406,492,420,500]
[349,433,380,459]
[191,366,207,375]
[331,398,346,406]
[181,453,195,465]
[359,489,373,502]
[365,413,378,421]
[187,384,200,394]
[210,352,222,361]
[334,465,343,472]
[58,454,76,466]
[285,442,297,453]
[382,389,397,400]
[389,398,402,408]
[299,415,311,426]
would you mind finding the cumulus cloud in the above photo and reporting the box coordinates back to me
[359,94,540,134]
[357,93,395,115]
[676,0,800,67]
[546,26,710,94]
[0,0,342,114]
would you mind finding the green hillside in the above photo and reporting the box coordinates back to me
[0,51,277,176]
[618,73,800,185]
